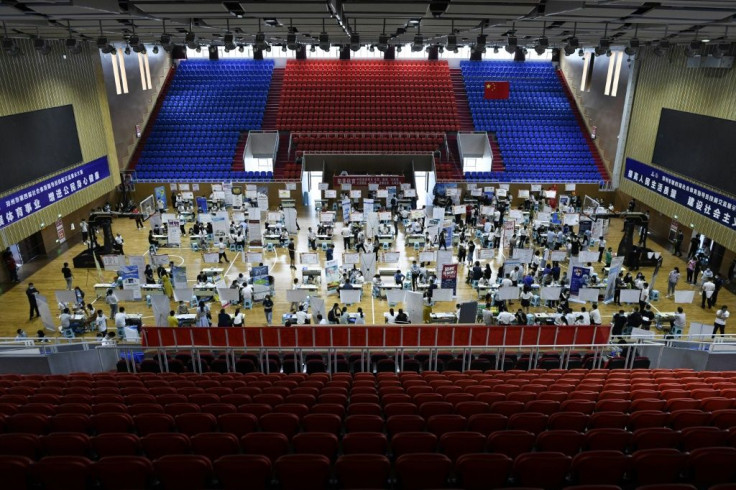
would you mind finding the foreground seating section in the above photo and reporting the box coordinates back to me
[461,60,606,184]
[134,59,274,182]
[0,370,735,488]
[277,60,459,132]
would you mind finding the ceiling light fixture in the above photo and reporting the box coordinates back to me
[534,22,548,55]
[505,22,517,54]
[564,22,578,56]
[411,22,423,52]
[595,23,610,56]
[319,18,330,51]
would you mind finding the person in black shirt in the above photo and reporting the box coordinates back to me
[640,305,654,330]
[395,309,409,323]
[26,283,40,320]
[262,295,274,326]
[61,262,73,290]
[287,240,296,270]
[612,310,627,337]
[626,306,642,334]
[218,309,233,327]
[471,262,483,282]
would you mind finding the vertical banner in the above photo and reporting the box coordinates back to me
[55,219,66,244]
[196,196,208,213]
[502,220,516,249]
[360,252,377,282]
[250,265,269,301]
[154,186,167,209]
[441,263,458,295]
[405,291,424,324]
[120,265,142,300]
[604,256,625,303]
[325,260,341,295]
[591,219,604,241]
[36,294,57,332]
[167,219,181,246]
[150,294,170,327]
[172,266,188,290]
[570,266,590,296]
[444,223,454,249]
[341,199,351,223]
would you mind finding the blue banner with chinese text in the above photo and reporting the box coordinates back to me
[624,158,736,231]
[0,156,110,229]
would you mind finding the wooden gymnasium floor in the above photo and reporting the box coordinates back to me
[0,207,731,341]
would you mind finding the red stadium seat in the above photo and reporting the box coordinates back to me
[570,450,629,485]
[536,429,585,456]
[391,431,438,457]
[512,451,572,490]
[154,454,213,490]
[630,448,688,485]
[487,430,535,458]
[94,456,154,490]
[91,433,141,457]
[395,453,452,490]
[275,454,331,490]
[341,432,388,455]
[240,432,289,463]
[335,454,391,490]
[439,431,486,461]
[191,432,240,461]
[142,433,190,459]
[455,453,512,490]
[32,455,93,490]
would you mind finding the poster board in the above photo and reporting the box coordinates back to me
[378,212,392,221]
[101,254,126,271]
[674,290,695,304]
[512,248,534,263]
[324,190,337,199]
[300,253,319,265]
[320,211,336,223]
[339,289,362,305]
[478,248,495,260]
[245,252,263,264]
[350,190,361,199]
[203,253,220,264]
[452,205,466,215]
[434,288,454,302]
[540,287,562,301]
[578,251,599,263]
[619,289,641,304]
[419,251,435,263]
[382,252,400,263]
[278,190,290,199]
[343,253,360,264]
[318,183,329,191]
[150,254,169,267]
[550,251,567,262]
[578,288,601,302]
[518,190,530,199]
[497,287,520,301]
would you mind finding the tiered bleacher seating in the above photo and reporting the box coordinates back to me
[133,59,274,182]
[277,60,460,133]
[290,133,446,158]
[461,61,607,184]
[0,370,736,489]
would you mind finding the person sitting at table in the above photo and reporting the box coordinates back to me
[317,314,328,325]
[386,308,397,324]
[192,222,202,236]
[176,301,189,315]
[279,229,289,247]
[341,277,355,290]
[497,307,515,325]
[197,271,208,284]
[295,305,309,325]
[515,309,528,325]
[395,309,409,324]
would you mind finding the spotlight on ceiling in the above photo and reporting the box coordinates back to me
[66,38,82,54]
[493,46,499,54]
[152,45,159,54]
[97,36,115,54]
[255,32,268,51]
[412,24,423,52]
[34,37,51,55]
[224,33,236,51]
[286,28,297,51]
[446,34,457,52]
[130,35,145,53]
[195,45,201,53]
[238,44,244,53]
[624,46,637,56]
[595,23,610,56]
[319,32,330,51]
[534,22,548,55]
[685,39,702,57]
[185,29,198,50]
[564,22,578,56]
[578,48,584,57]
[1,37,20,56]
[350,33,360,51]
[310,44,316,52]
[124,45,131,55]
[505,34,517,54]
[476,34,486,50]
[713,41,731,58]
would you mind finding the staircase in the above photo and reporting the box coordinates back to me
[231,132,249,171]
[488,132,506,172]
[555,70,611,182]
[435,133,464,181]
[261,68,284,131]
[127,65,176,171]
[450,69,475,132]
[273,131,298,180]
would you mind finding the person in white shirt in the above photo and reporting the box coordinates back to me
[95,310,108,333]
[341,226,352,249]
[671,307,686,336]
[295,305,308,325]
[354,307,366,325]
[702,279,716,309]
[101,331,116,346]
[385,308,397,324]
[114,307,127,339]
[639,282,650,311]
[713,306,730,338]
[497,308,515,325]
[217,238,230,263]
[232,308,244,327]
[501,274,513,288]
[667,267,680,298]
[317,314,328,325]
[590,303,602,325]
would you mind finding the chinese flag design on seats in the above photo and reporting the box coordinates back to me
[484,81,510,99]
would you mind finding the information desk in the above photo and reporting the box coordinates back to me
[142,324,612,349]
[94,283,116,298]
[202,267,224,277]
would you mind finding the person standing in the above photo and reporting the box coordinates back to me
[105,289,118,318]
[712,274,724,305]
[287,240,296,270]
[61,262,73,290]
[80,220,89,244]
[686,258,696,284]
[712,306,730,339]
[438,229,447,250]
[342,225,351,250]
[666,267,680,298]
[114,307,127,339]
[673,230,684,256]
[598,237,606,263]
[688,233,700,260]
[590,303,602,326]
[95,310,108,334]
[410,261,420,291]
[262,295,274,326]
[701,277,716,309]
[217,238,230,264]
[114,234,125,255]
[26,283,40,320]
